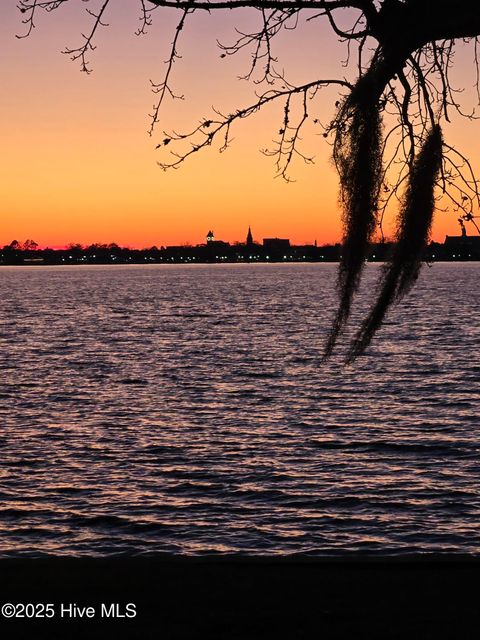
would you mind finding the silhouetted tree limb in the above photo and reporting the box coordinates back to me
[17,0,480,360]
[347,124,443,362]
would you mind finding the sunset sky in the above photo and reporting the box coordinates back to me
[1,2,479,248]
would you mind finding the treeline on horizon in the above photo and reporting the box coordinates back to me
[1,238,479,264]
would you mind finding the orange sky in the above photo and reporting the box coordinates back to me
[1,3,479,248]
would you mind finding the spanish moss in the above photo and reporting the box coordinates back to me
[323,68,384,358]
[347,124,443,363]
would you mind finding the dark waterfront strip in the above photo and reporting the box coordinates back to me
[1,235,480,266]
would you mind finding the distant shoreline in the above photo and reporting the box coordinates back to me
[2,236,479,265]
[1,258,480,266]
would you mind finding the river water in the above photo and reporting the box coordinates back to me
[0,263,479,556]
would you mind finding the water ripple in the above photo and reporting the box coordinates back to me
[0,263,479,556]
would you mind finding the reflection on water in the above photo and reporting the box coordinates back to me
[0,263,479,556]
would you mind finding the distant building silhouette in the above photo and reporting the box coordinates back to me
[200,230,230,261]
[246,226,254,246]
[444,234,480,259]
[263,238,290,252]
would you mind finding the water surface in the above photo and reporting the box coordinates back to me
[0,263,479,556]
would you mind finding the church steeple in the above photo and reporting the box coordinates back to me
[246,226,253,246]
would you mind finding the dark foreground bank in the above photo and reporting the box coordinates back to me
[0,556,479,639]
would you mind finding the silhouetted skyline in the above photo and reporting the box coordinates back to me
[2,231,479,265]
